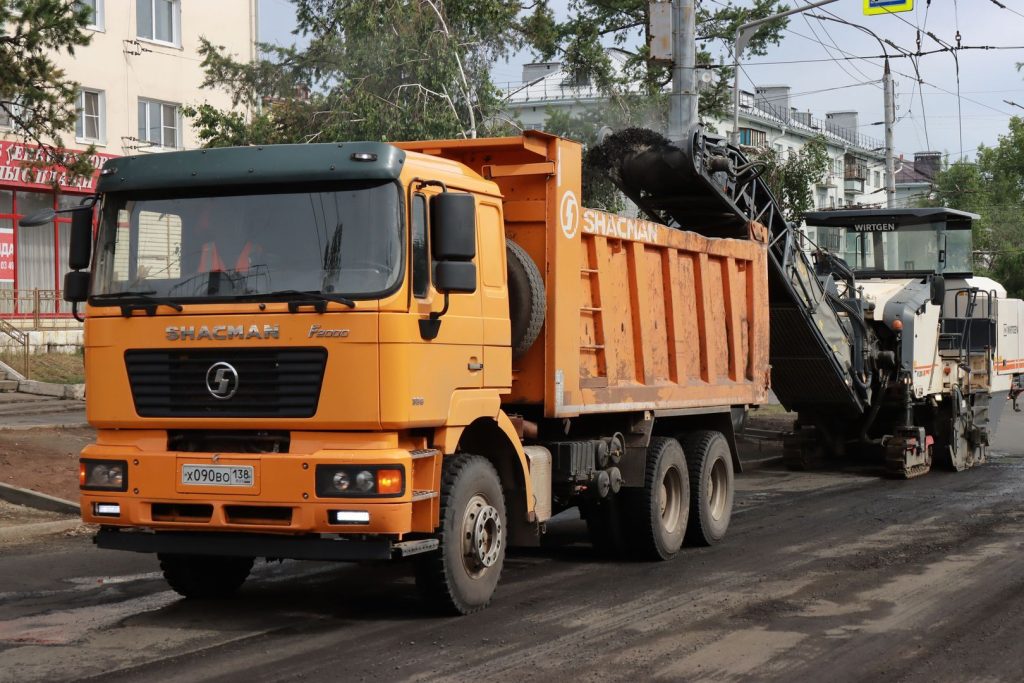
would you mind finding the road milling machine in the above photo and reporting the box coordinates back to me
[592,127,1024,477]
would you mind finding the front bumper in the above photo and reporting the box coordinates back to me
[79,440,440,536]
[94,528,439,561]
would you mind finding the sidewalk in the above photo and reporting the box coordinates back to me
[0,392,87,430]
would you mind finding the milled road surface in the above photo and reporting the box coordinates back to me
[2,411,1023,682]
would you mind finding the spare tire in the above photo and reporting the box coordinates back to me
[506,239,545,359]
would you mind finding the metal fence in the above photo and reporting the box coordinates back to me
[0,289,79,329]
[742,100,884,153]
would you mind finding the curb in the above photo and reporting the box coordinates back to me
[0,482,79,514]
[0,420,90,432]
[17,380,85,400]
[0,518,82,543]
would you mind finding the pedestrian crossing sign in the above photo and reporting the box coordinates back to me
[864,0,913,15]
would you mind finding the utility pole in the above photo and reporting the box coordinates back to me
[668,0,697,142]
[731,0,839,145]
[883,58,896,208]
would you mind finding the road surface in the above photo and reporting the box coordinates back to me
[1,410,1023,682]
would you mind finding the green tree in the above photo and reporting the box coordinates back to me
[929,117,1024,297]
[0,0,95,180]
[754,135,829,222]
[527,0,790,128]
[188,0,531,146]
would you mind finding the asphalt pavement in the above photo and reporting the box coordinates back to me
[0,409,1022,682]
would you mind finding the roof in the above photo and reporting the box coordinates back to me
[96,142,406,193]
[805,207,980,226]
[894,164,934,185]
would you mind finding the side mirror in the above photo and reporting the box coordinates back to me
[435,261,476,293]
[69,206,94,270]
[430,193,476,261]
[420,192,477,340]
[64,270,90,303]
[19,208,57,227]
[929,274,945,307]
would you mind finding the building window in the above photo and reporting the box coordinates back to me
[78,0,104,30]
[738,128,767,147]
[833,158,843,175]
[137,0,180,45]
[873,170,881,187]
[75,89,105,143]
[0,105,10,129]
[137,99,181,149]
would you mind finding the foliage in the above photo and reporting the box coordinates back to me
[0,0,95,181]
[190,0,532,145]
[753,135,829,223]
[542,96,669,211]
[928,117,1024,298]
[527,0,790,127]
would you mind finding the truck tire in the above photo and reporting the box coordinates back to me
[622,437,689,561]
[158,554,253,599]
[681,430,734,546]
[415,454,507,615]
[506,239,545,359]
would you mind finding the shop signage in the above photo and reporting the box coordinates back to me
[0,141,117,194]
[0,228,13,284]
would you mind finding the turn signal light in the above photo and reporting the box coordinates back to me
[892,319,903,331]
[377,469,403,495]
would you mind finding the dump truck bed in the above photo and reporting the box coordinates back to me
[397,132,770,418]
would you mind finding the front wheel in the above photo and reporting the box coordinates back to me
[622,437,689,561]
[415,454,507,615]
[158,554,253,599]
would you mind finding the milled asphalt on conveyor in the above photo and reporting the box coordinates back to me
[0,411,1022,683]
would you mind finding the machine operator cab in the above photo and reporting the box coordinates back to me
[804,207,979,281]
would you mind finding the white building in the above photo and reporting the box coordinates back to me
[501,57,887,215]
[0,0,258,326]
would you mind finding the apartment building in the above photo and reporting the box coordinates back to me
[0,0,257,323]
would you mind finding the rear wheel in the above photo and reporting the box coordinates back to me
[415,454,507,615]
[622,437,689,561]
[158,554,253,599]
[681,430,734,546]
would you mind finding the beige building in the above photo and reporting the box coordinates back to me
[0,0,257,329]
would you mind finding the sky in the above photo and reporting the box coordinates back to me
[258,0,1024,162]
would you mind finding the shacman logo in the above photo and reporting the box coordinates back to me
[560,190,580,239]
[166,324,279,341]
[205,362,239,400]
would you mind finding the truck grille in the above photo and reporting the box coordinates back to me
[125,348,327,418]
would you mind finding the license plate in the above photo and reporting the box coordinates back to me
[181,464,254,487]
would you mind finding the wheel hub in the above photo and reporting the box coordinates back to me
[462,495,502,573]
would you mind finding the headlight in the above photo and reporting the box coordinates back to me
[332,471,351,492]
[315,465,404,497]
[80,459,128,491]
[355,470,375,492]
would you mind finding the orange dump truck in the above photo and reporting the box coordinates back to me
[53,131,768,614]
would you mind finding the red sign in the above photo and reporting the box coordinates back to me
[0,228,13,284]
[0,141,118,194]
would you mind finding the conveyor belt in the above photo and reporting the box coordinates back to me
[591,127,869,414]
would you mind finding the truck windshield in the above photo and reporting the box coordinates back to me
[91,181,403,301]
[820,223,973,276]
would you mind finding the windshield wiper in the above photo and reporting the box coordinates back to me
[90,291,184,316]
[263,289,356,312]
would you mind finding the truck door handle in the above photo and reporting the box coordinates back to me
[468,362,484,371]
